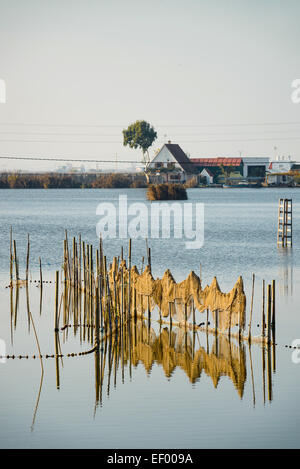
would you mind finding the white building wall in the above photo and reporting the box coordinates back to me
[270,161,294,172]
[200,169,213,184]
[242,157,270,177]
[148,146,182,170]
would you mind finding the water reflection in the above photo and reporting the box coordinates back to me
[277,248,294,297]
[7,283,276,432]
[278,263,294,297]
[92,320,275,412]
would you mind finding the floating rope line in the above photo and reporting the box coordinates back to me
[1,344,98,360]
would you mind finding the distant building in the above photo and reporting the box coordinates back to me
[147,146,298,186]
[200,168,214,185]
[190,156,269,183]
[267,156,300,185]
[56,164,73,173]
[148,142,194,183]
[190,157,243,183]
[242,157,269,178]
[268,156,294,173]
[190,157,242,169]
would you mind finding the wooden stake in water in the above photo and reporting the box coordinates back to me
[95,286,100,348]
[248,273,255,340]
[148,247,151,273]
[192,299,196,331]
[99,274,103,332]
[103,255,107,307]
[55,331,60,390]
[13,240,19,282]
[79,234,82,291]
[26,234,30,283]
[63,239,67,283]
[262,279,265,337]
[90,245,94,297]
[267,343,272,401]
[169,304,172,348]
[72,237,76,289]
[271,279,276,338]
[133,286,137,322]
[121,266,124,321]
[147,295,151,322]
[54,271,59,331]
[128,239,132,316]
[113,271,118,326]
[39,257,43,287]
[63,242,68,324]
[99,233,103,274]
[267,284,272,343]
[9,226,13,286]
[106,274,112,334]
[65,230,71,281]
[96,249,99,281]
[75,241,79,315]
[215,309,218,335]
[82,241,86,293]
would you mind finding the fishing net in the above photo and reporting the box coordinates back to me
[107,262,246,331]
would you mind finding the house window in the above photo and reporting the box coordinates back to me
[167,162,175,169]
[155,162,163,168]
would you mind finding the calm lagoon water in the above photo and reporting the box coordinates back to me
[0,187,299,449]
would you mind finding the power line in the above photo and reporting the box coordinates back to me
[0,132,122,136]
[0,129,300,136]
[0,123,126,128]
[0,155,282,167]
[1,121,300,128]
[0,156,141,163]
[0,139,121,143]
[161,122,300,127]
[1,136,300,143]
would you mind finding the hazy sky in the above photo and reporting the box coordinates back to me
[0,0,300,171]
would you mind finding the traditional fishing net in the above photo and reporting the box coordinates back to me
[107,261,246,331]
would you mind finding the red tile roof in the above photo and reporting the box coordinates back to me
[190,157,242,167]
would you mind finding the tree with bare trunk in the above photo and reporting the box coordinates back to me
[123,120,157,182]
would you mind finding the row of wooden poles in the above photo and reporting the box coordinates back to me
[54,235,276,344]
[9,228,43,287]
[9,227,276,344]
[54,232,154,346]
[248,274,276,344]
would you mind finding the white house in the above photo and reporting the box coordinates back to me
[200,168,214,185]
[268,156,294,173]
[148,142,193,183]
[267,156,299,185]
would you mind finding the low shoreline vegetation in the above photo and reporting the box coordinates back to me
[147,183,188,201]
[0,172,148,189]
[1,172,299,190]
